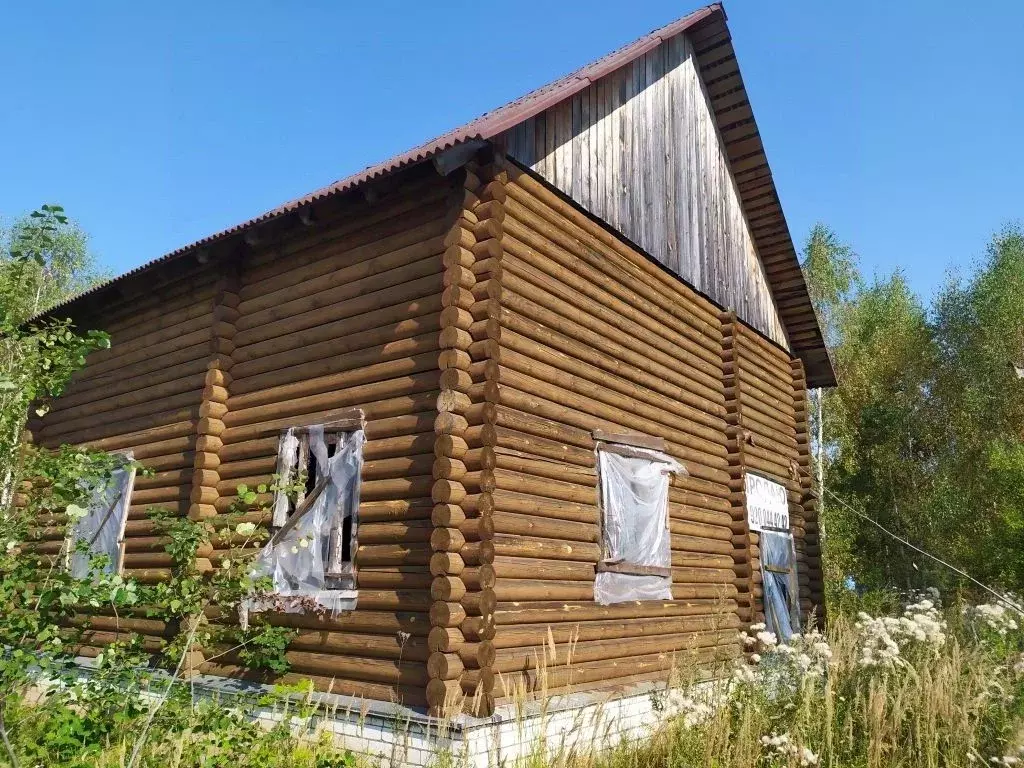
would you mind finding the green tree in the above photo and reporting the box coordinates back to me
[0,205,108,324]
[799,225,862,593]
[929,226,1024,587]
[825,272,937,589]
[804,223,1024,599]
[0,206,109,510]
[801,224,859,347]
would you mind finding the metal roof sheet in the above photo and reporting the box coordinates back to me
[37,2,834,386]
[38,4,721,318]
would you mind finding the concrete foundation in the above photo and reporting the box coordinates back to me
[69,656,713,766]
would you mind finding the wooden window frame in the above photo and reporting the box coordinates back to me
[270,415,363,594]
[759,528,801,638]
[594,431,674,581]
[65,451,136,577]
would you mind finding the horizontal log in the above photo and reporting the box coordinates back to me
[494,599,737,625]
[492,627,739,671]
[288,630,430,661]
[40,390,201,442]
[54,357,210,414]
[491,556,595,581]
[502,175,722,337]
[239,235,447,330]
[224,371,440,429]
[494,613,739,648]
[219,395,437,445]
[493,643,738,696]
[484,384,729,483]
[205,606,432,636]
[500,234,724,376]
[232,307,441,381]
[493,306,726,426]
[200,663,426,706]
[243,183,448,283]
[490,333,728,443]
[234,271,444,351]
[493,533,600,563]
[493,271,724,405]
[462,613,499,645]
[486,489,596,525]
[491,511,597,543]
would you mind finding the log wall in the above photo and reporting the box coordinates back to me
[792,360,824,616]
[27,263,221,654]
[426,160,502,715]
[25,156,824,710]
[720,316,824,625]
[465,158,745,702]
[198,171,457,707]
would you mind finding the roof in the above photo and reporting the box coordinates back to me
[40,3,834,387]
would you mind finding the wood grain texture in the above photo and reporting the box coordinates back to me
[500,30,788,350]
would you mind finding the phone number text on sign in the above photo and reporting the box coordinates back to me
[745,472,789,531]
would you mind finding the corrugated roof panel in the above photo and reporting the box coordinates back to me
[37,3,835,387]
[39,4,721,318]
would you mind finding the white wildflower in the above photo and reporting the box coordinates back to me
[676,695,714,728]
[760,732,818,766]
[855,597,946,667]
[756,630,778,647]
[800,747,820,766]
[966,603,1022,639]
[730,661,756,686]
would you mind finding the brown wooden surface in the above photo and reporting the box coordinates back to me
[499,31,787,350]
[30,148,823,709]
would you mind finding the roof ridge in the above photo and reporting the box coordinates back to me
[37,4,723,321]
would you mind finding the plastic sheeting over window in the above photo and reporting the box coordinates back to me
[594,443,683,605]
[69,456,135,579]
[760,529,801,641]
[244,426,364,626]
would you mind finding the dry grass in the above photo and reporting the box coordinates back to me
[514,606,1024,768]
[5,599,1024,768]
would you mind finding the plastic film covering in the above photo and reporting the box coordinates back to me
[594,446,683,605]
[760,529,800,641]
[245,427,364,625]
[270,427,299,528]
[70,457,134,579]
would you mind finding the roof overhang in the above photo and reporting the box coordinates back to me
[36,2,835,387]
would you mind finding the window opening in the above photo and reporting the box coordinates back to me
[243,412,364,626]
[67,452,136,579]
[593,431,684,605]
[745,470,801,641]
[760,529,800,641]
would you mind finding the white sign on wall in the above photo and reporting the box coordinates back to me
[745,473,789,531]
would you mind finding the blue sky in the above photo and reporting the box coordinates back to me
[1,1,1021,301]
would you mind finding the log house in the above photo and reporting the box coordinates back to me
[26,3,833,715]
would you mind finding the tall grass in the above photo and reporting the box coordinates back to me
[550,598,1024,768]
[4,596,1024,767]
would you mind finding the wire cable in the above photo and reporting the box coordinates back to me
[824,488,1024,617]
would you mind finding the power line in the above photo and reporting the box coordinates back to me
[824,488,1024,617]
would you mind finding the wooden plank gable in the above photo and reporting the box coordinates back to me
[499,28,790,352]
